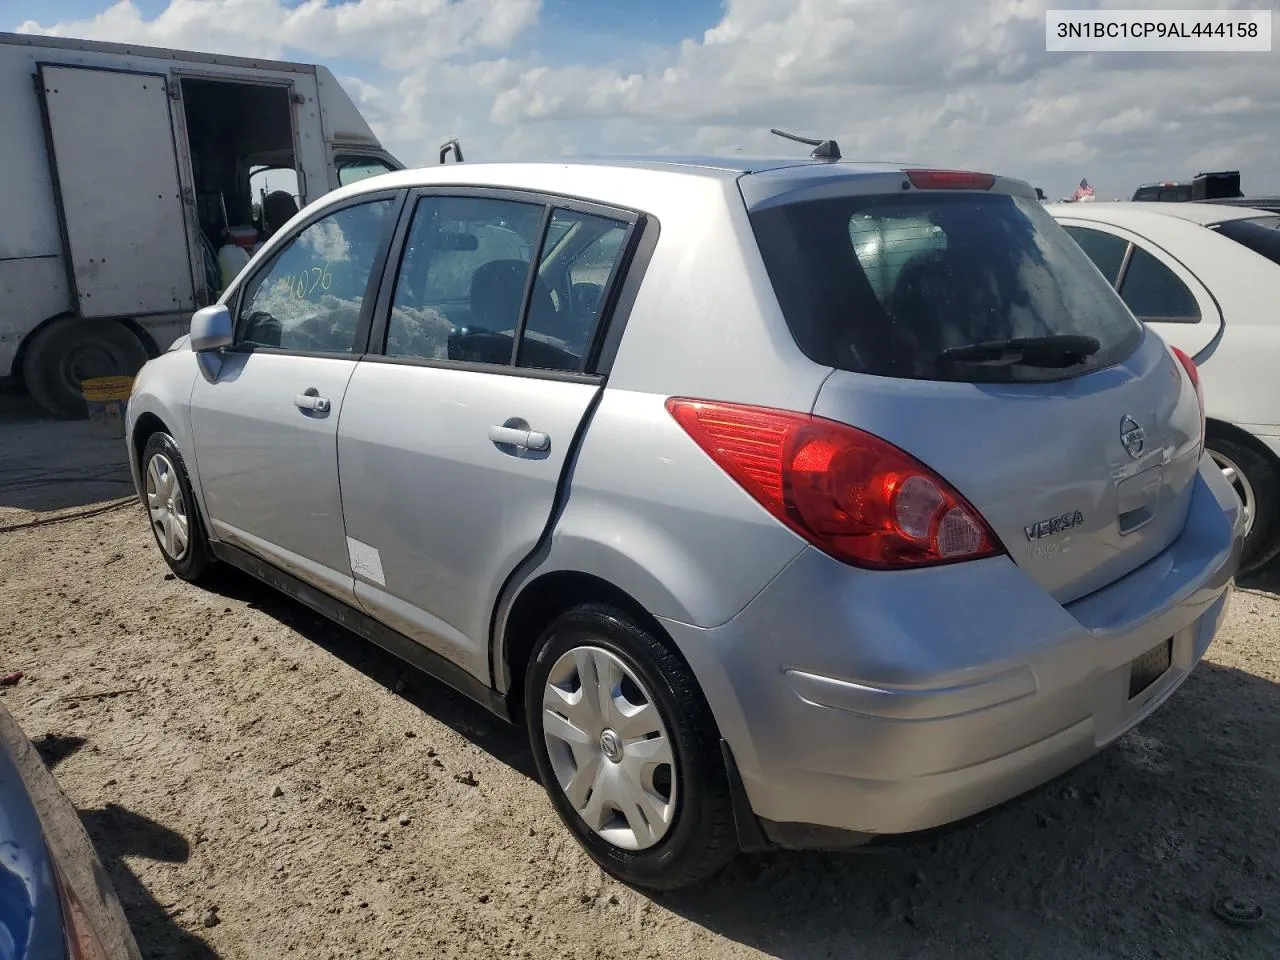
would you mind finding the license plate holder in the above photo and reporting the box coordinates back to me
[1128,638,1173,699]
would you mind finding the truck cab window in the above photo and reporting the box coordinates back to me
[337,156,398,186]
[249,166,302,234]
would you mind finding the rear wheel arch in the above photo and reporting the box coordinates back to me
[1206,417,1275,457]
[18,312,160,368]
[498,570,702,724]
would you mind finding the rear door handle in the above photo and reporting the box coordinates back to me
[295,392,331,414]
[488,425,550,451]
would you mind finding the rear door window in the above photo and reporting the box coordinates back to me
[385,195,543,363]
[751,192,1143,383]
[1214,216,1280,267]
[1116,247,1201,323]
[384,194,635,373]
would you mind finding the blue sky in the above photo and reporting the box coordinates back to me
[7,0,1279,199]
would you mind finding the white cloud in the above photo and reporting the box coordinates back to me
[14,0,1280,197]
[1096,107,1158,135]
[487,0,1279,195]
[16,0,539,68]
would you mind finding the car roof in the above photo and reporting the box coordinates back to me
[326,156,1037,220]
[1046,200,1276,228]
[369,155,920,183]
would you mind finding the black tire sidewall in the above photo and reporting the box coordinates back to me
[141,432,211,581]
[524,606,733,890]
[1208,433,1280,574]
[24,318,149,419]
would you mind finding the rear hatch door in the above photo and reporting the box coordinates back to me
[748,176,1204,603]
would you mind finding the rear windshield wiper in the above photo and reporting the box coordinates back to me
[939,335,1101,368]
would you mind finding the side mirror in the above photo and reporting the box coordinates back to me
[190,304,233,352]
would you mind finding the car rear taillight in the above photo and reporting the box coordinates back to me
[1171,346,1205,453]
[905,169,996,190]
[667,399,1003,569]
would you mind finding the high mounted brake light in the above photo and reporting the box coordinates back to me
[667,399,1003,569]
[905,169,996,191]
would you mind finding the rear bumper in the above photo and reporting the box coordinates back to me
[665,458,1243,842]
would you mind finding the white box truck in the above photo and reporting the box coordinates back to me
[0,32,402,417]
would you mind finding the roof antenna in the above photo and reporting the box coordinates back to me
[439,138,464,164]
[770,128,841,161]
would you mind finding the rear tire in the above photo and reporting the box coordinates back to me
[1207,431,1280,575]
[525,604,738,890]
[22,316,149,419]
[141,432,213,583]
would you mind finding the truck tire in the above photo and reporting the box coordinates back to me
[22,317,150,419]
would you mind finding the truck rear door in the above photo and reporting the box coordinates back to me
[37,64,195,319]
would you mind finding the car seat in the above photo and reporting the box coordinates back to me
[263,191,299,236]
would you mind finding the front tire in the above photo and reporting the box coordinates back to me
[525,604,737,890]
[1207,433,1280,576]
[141,432,212,582]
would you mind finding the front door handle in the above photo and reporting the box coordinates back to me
[489,424,550,451]
[295,392,331,414]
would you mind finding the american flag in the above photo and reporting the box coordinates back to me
[1071,177,1095,202]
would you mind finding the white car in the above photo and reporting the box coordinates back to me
[1050,201,1280,573]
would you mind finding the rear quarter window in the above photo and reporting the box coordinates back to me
[1061,225,1130,284]
[1116,247,1201,323]
[751,191,1143,383]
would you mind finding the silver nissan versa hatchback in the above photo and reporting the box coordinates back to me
[126,156,1244,890]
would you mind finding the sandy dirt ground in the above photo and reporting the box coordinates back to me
[1,398,1278,960]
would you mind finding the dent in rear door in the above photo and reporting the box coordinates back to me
[335,192,639,683]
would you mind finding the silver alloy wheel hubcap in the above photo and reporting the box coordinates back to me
[145,452,190,560]
[542,645,676,851]
[1210,448,1256,538]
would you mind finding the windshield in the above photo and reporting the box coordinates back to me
[750,191,1144,383]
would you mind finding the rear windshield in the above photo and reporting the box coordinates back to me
[750,191,1144,383]
[1215,216,1280,268]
